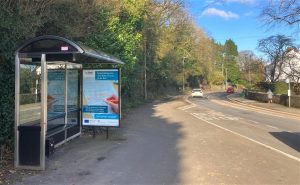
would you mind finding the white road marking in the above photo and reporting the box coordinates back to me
[193,112,241,121]
[266,125,279,130]
[182,105,197,110]
[191,113,300,162]
[249,120,259,124]
[238,120,265,129]
[178,104,197,110]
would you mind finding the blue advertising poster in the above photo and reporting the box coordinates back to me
[82,69,120,127]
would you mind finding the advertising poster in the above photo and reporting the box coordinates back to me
[82,69,120,127]
[48,70,65,113]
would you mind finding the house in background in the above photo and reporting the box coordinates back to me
[265,47,300,83]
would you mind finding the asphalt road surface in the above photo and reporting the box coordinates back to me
[15,93,300,185]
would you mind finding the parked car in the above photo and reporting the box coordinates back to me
[191,88,203,97]
[226,87,234,93]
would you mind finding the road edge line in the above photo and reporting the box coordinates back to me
[190,113,300,163]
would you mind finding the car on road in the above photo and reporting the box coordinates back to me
[191,88,203,97]
[226,87,234,93]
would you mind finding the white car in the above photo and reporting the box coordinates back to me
[191,89,203,98]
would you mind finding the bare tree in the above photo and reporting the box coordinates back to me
[238,50,265,85]
[257,35,294,82]
[261,0,300,27]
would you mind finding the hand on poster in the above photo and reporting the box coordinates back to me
[47,95,56,110]
[104,95,119,114]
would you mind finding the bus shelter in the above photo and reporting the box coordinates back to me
[15,35,123,170]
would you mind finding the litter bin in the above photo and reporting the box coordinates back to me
[18,124,41,166]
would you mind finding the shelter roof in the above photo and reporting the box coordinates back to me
[16,35,124,65]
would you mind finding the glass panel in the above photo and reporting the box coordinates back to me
[19,64,41,124]
[47,64,66,129]
[67,69,80,126]
[67,69,79,111]
[67,111,79,126]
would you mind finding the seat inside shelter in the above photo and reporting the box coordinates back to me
[15,35,123,170]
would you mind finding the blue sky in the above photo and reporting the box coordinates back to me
[184,0,299,58]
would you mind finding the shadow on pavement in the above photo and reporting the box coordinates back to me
[269,132,300,152]
[15,102,184,185]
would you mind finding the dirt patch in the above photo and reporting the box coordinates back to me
[0,148,38,185]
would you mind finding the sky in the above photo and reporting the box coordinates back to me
[184,0,300,58]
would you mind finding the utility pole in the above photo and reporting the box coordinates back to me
[222,63,224,75]
[249,55,252,86]
[225,68,228,90]
[248,68,251,86]
[182,57,185,92]
[144,40,147,100]
[222,63,224,89]
[288,81,291,108]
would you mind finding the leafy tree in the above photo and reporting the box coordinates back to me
[0,0,220,150]
[224,39,238,57]
[223,39,240,84]
[84,0,145,105]
[0,0,53,148]
[208,71,225,85]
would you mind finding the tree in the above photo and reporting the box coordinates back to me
[223,39,240,84]
[238,51,265,86]
[0,0,54,148]
[208,71,225,85]
[0,0,218,150]
[261,0,300,27]
[224,39,238,57]
[257,34,294,82]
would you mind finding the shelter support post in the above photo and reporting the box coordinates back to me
[14,54,20,168]
[40,54,47,170]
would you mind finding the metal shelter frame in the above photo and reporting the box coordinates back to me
[15,35,123,170]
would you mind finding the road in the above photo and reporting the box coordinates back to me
[15,92,300,185]
[189,92,300,159]
[19,103,41,124]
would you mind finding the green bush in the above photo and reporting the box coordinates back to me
[0,60,15,149]
[274,82,288,95]
[253,82,288,94]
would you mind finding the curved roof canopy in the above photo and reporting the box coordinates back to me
[16,35,124,65]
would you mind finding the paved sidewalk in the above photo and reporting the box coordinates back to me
[227,93,300,116]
